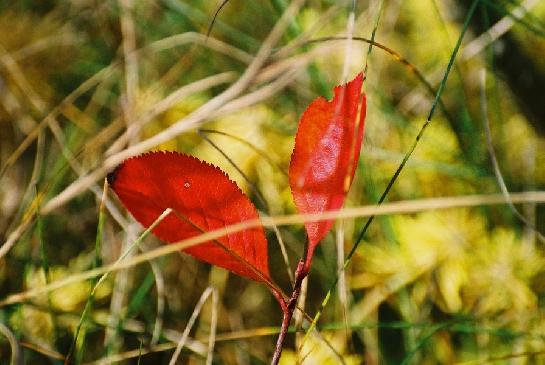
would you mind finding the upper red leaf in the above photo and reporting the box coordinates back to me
[108,151,270,283]
[289,72,366,270]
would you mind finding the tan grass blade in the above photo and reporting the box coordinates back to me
[169,286,218,365]
[3,191,545,307]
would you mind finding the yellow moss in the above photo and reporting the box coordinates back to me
[436,259,467,312]
[279,333,363,365]
[25,265,111,313]
[144,93,209,151]
[255,159,286,215]
[466,228,541,316]
[352,209,545,319]
[10,305,53,345]
[192,105,274,193]
[399,0,459,69]
[500,114,544,185]
[416,117,458,155]
[299,8,321,33]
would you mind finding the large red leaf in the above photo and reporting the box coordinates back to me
[289,72,366,270]
[108,151,270,283]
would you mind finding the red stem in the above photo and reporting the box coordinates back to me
[270,260,307,365]
[271,304,294,365]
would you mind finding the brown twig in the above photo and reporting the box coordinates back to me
[271,259,306,365]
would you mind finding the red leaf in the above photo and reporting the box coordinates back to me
[289,72,366,270]
[108,151,270,283]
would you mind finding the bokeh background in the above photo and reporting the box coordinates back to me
[1,0,545,364]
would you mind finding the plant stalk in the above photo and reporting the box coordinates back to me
[271,260,306,365]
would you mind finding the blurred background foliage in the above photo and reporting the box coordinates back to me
[1,0,545,364]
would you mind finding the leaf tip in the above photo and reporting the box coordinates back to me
[106,165,121,186]
[333,71,364,96]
